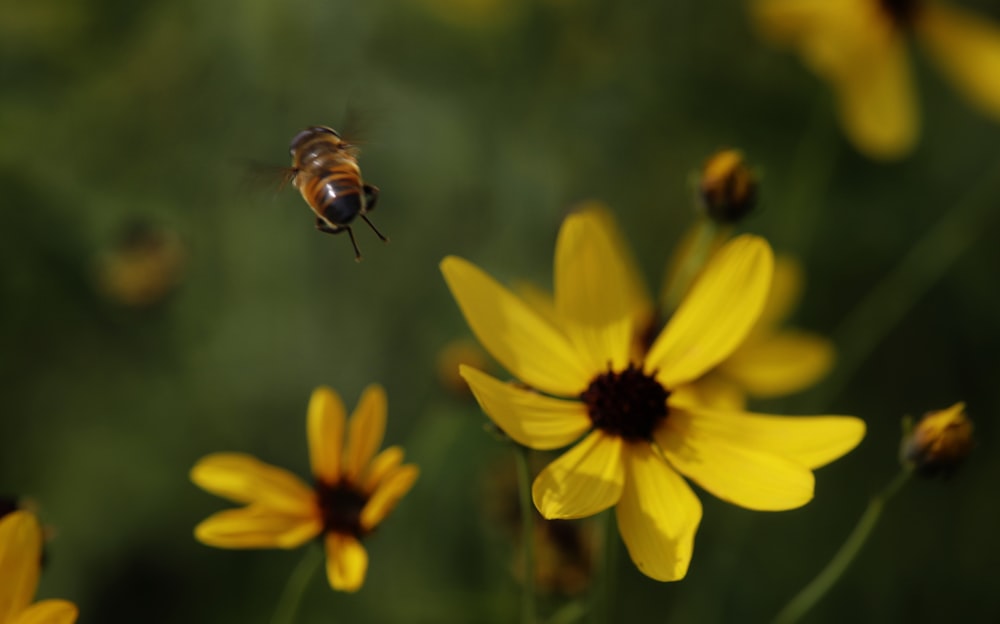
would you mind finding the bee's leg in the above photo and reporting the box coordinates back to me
[315,218,363,261]
[363,184,379,211]
[360,214,389,244]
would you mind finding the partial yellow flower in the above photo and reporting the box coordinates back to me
[191,385,419,592]
[441,210,865,581]
[752,0,1000,159]
[522,204,834,409]
[0,511,78,624]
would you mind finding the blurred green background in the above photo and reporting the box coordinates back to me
[2,0,999,622]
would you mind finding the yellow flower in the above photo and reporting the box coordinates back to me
[901,402,974,476]
[441,210,865,581]
[522,204,834,410]
[0,511,78,624]
[191,385,419,592]
[698,149,758,224]
[752,0,1000,159]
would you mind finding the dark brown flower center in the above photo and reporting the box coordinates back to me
[580,363,670,442]
[879,0,920,26]
[314,481,369,537]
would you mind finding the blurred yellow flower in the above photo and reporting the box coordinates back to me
[901,401,974,476]
[0,511,78,624]
[441,210,864,581]
[191,385,419,592]
[752,0,1000,159]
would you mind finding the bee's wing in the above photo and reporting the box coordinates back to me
[241,162,298,197]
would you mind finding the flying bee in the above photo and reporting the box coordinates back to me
[285,126,387,260]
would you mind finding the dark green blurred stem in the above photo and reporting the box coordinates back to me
[590,510,618,624]
[661,217,718,313]
[514,445,538,624]
[772,469,911,624]
[271,544,322,624]
[813,156,1000,408]
[776,96,838,250]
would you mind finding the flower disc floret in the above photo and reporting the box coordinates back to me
[581,363,669,442]
[316,481,368,536]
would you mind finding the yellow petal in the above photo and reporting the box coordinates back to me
[662,406,865,471]
[308,386,347,485]
[360,464,419,531]
[0,511,42,620]
[717,330,835,398]
[555,210,634,373]
[755,255,804,331]
[752,0,917,159]
[194,506,321,549]
[324,533,368,592]
[574,202,655,330]
[9,600,79,624]
[615,443,702,582]
[831,28,917,160]
[343,385,387,482]
[657,408,816,511]
[190,453,315,515]
[362,446,405,494]
[671,375,747,411]
[514,281,560,327]
[646,235,773,388]
[532,430,625,519]
[461,365,592,450]
[441,256,593,396]
[917,2,1000,120]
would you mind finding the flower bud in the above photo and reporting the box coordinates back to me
[698,149,757,224]
[901,402,974,477]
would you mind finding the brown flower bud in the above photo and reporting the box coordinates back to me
[698,149,757,224]
[901,402,974,477]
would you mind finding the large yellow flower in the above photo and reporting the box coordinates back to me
[191,385,419,592]
[0,511,78,624]
[441,210,864,581]
[752,0,1000,159]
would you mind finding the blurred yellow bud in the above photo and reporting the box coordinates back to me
[96,221,185,307]
[901,402,974,477]
[698,149,758,224]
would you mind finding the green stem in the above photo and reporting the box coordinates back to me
[772,470,911,624]
[514,445,538,624]
[270,544,323,624]
[812,156,1000,409]
[661,217,718,313]
[590,510,618,624]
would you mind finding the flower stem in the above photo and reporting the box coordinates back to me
[590,510,618,624]
[514,445,538,624]
[771,469,911,624]
[270,544,323,624]
[812,155,1000,408]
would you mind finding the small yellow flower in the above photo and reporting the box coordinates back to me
[901,402,974,476]
[191,385,419,592]
[437,338,491,397]
[441,209,864,581]
[0,511,78,624]
[752,0,1000,159]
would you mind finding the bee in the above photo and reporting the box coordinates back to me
[286,126,387,260]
